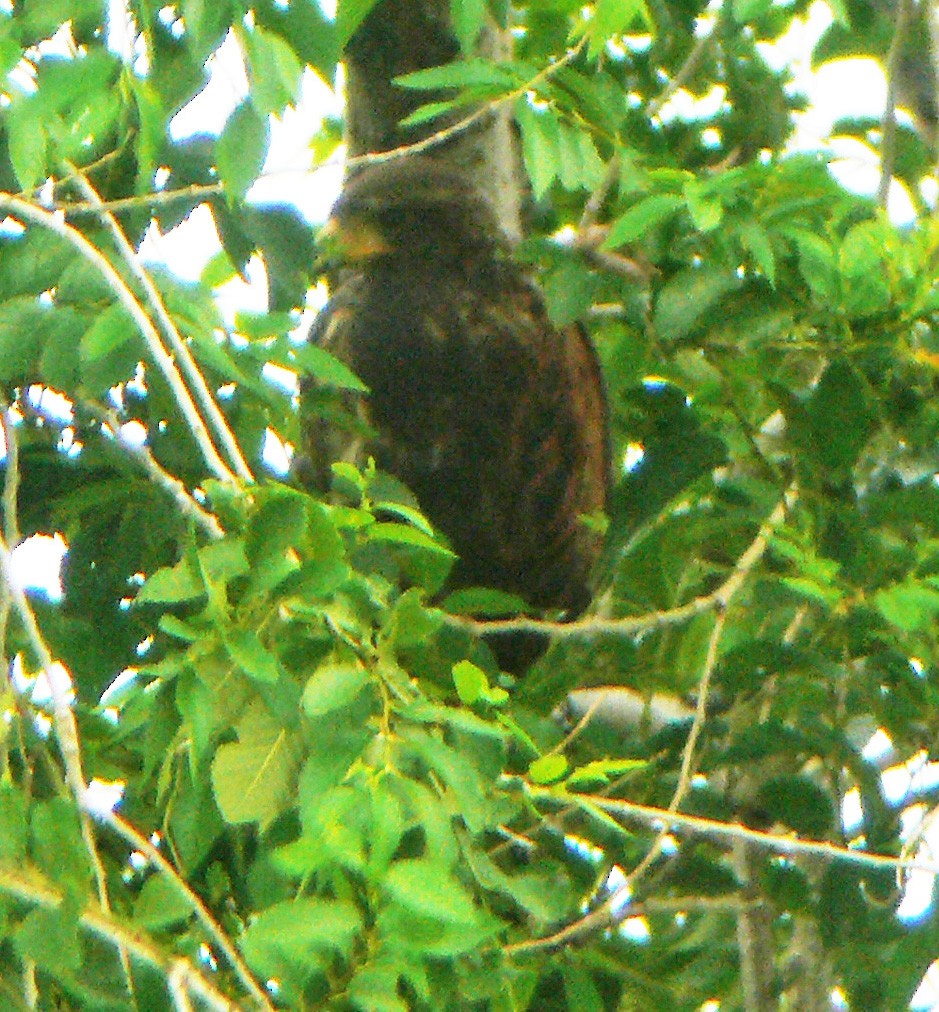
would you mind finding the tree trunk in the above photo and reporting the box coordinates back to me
[343,0,523,241]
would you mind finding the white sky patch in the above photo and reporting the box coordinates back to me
[262,429,292,476]
[11,534,68,602]
[170,31,248,140]
[86,779,126,815]
[118,419,148,447]
[140,204,222,282]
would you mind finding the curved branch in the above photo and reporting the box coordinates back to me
[66,169,255,483]
[97,810,273,1010]
[0,193,237,485]
[456,485,797,639]
[0,865,242,1012]
[346,36,588,171]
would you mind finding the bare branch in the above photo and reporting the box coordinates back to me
[0,865,241,1012]
[98,410,224,540]
[507,610,728,954]
[58,182,224,216]
[97,809,273,1011]
[66,169,255,483]
[0,534,112,925]
[457,486,798,640]
[0,194,238,485]
[878,0,915,205]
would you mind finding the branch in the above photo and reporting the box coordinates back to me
[57,182,224,216]
[345,37,588,171]
[0,193,237,486]
[0,865,242,1012]
[456,486,797,639]
[646,7,726,120]
[0,534,113,927]
[507,610,728,955]
[66,169,255,483]
[877,0,915,205]
[1,409,22,546]
[556,794,938,877]
[97,409,224,540]
[97,810,273,1011]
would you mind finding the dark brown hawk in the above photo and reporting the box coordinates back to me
[300,157,609,671]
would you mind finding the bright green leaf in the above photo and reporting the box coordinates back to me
[529,753,568,784]
[217,100,270,199]
[302,661,370,716]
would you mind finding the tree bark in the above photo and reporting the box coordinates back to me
[343,0,523,241]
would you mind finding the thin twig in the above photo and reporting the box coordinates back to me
[507,610,728,954]
[58,182,224,216]
[0,535,112,924]
[506,789,939,959]
[548,689,611,755]
[66,168,255,483]
[98,411,224,540]
[97,809,273,1011]
[1,409,22,546]
[573,793,935,876]
[647,5,727,119]
[877,0,915,205]
[0,193,237,485]
[456,486,797,639]
[346,37,588,171]
[576,4,725,235]
[0,866,239,1012]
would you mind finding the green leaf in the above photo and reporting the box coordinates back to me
[336,0,382,48]
[211,702,296,826]
[367,522,456,556]
[584,0,649,60]
[14,905,81,975]
[385,859,482,925]
[875,581,939,632]
[529,753,568,784]
[451,0,487,52]
[302,661,370,716]
[603,194,684,248]
[737,220,776,285]
[243,25,303,113]
[242,897,362,972]
[6,100,48,191]
[396,58,516,91]
[441,586,530,616]
[567,758,647,788]
[0,786,28,863]
[224,630,282,684]
[134,874,194,929]
[683,180,723,232]
[137,557,205,604]
[0,297,49,382]
[294,342,368,391]
[452,659,488,704]
[217,100,270,200]
[652,267,741,341]
[79,304,137,363]
[733,0,773,21]
[516,100,560,201]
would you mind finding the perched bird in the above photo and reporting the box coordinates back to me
[300,157,609,671]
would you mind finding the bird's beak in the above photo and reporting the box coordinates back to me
[316,214,392,268]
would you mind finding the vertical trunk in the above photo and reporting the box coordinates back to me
[343,0,523,241]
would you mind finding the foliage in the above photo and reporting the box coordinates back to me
[0,0,938,1009]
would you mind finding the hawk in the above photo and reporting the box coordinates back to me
[300,157,609,671]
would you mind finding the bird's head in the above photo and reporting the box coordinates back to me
[316,157,502,267]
